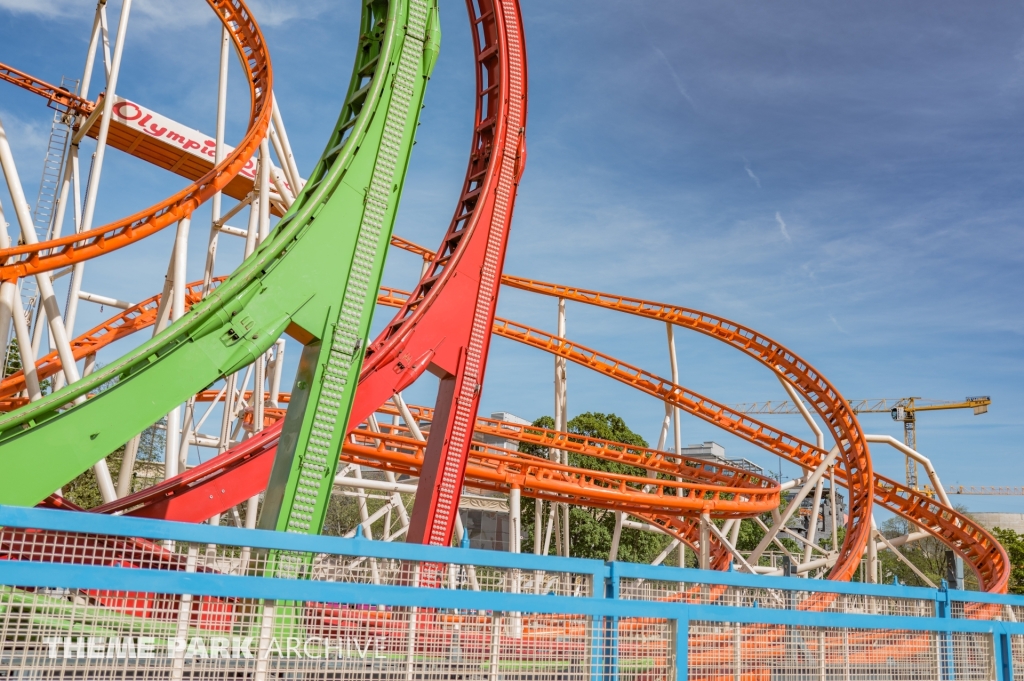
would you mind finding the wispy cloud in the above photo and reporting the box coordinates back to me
[651,46,696,111]
[0,0,329,28]
[828,314,848,334]
[742,156,761,188]
[0,0,88,18]
[775,211,791,242]
[0,109,48,183]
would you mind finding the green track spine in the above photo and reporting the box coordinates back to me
[0,0,437,534]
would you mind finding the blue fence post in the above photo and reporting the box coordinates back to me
[936,580,955,681]
[674,609,689,681]
[995,626,1013,681]
[590,563,609,681]
[604,562,619,681]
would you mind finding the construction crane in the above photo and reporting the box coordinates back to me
[730,396,992,490]
[940,486,1023,496]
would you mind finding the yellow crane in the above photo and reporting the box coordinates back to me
[943,486,1022,496]
[729,396,992,490]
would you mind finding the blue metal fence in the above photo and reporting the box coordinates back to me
[0,504,1020,679]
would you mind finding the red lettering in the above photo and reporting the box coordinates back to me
[148,124,167,136]
[138,114,152,128]
[183,140,201,152]
[112,100,141,121]
[166,131,187,144]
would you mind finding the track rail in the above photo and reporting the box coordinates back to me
[0,1,272,280]
[497,276,1009,593]
[0,62,93,113]
[4,262,1004,588]
[78,411,778,521]
[0,278,226,411]
[0,0,435,525]
[383,238,1008,592]
[351,0,528,547]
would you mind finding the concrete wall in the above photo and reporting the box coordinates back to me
[973,512,1024,534]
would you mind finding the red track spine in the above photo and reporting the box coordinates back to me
[351,0,527,546]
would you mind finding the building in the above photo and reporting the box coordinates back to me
[476,411,532,451]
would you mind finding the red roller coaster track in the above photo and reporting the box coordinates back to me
[350,0,528,548]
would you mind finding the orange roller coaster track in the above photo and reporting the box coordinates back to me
[0,255,1006,589]
[389,241,1010,593]
[0,0,271,280]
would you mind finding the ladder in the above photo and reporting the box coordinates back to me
[2,76,79,377]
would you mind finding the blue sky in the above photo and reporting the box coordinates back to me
[0,1,1021,514]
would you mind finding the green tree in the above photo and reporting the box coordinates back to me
[876,509,979,589]
[991,527,1024,595]
[4,338,51,392]
[518,412,675,563]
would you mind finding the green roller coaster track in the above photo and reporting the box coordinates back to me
[0,0,440,538]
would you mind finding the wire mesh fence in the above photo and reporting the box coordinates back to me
[951,599,1021,623]
[1014,635,1024,681]
[0,525,594,596]
[0,588,605,679]
[688,621,993,681]
[619,576,934,617]
[1,511,1022,679]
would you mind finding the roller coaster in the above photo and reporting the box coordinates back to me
[0,0,1011,672]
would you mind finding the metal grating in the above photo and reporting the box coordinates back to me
[688,621,993,681]
[1013,634,1024,681]
[619,577,933,617]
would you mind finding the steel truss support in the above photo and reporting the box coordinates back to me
[747,445,841,566]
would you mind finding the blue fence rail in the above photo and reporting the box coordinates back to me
[0,504,1020,679]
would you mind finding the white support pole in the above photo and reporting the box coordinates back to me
[729,516,742,549]
[243,188,260,258]
[202,25,231,295]
[218,373,236,453]
[80,0,131,237]
[699,511,711,569]
[268,339,285,406]
[80,4,104,99]
[176,397,196,473]
[170,216,190,317]
[8,289,42,401]
[393,393,424,441]
[666,323,682,457]
[509,487,521,553]
[0,201,41,401]
[252,350,266,433]
[271,96,302,191]
[163,217,190,481]
[0,117,82,388]
[257,139,271,243]
[803,477,825,565]
[829,468,839,551]
[554,297,569,557]
[97,2,113,80]
[116,435,140,498]
[873,527,937,588]
[705,517,758,574]
[656,405,671,452]
[65,0,134,340]
[541,500,557,556]
[609,511,623,561]
[864,434,952,508]
[776,372,824,449]
[666,323,685,567]
[866,515,879,584]
[0,119,122,500]
[651,538,680,567]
